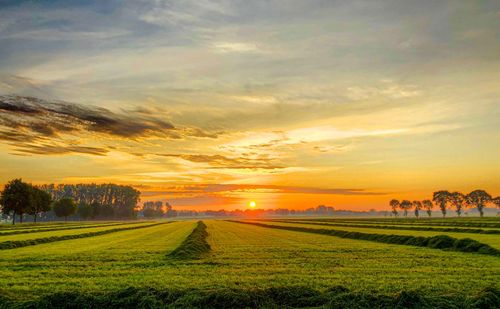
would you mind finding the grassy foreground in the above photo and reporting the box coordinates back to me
[0,219,498,308]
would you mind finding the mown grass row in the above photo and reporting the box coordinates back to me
[268,219,500,234]
[231,221,500,257]
[0,222,144,237]
[168,221,210,260]
[1,285,498,308]
[0,222,167,250]
[302,219,500,228]
[0,222,87,230]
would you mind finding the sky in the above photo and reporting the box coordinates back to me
[0,0,499,211]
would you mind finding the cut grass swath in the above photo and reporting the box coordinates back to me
[0,222,167,250]
[268,219,500,234]
[3,285,498,308]
[0,221,144,237]
[230,221,500,257]
[168,221,210,260]
[297,218,500,229]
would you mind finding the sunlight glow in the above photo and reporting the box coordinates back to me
[249,201,256,208]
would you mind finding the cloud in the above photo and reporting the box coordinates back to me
[347,80,421,100]
[0,95,177,138]
[156,153,284,170]
[140,183,384,197]
[211,42,261,53]
[222,126,405,154]
[12,144,109,156]
[0,95,219,156]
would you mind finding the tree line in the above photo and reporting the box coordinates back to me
[141,201,177,218]
[390,190,500,218]
[0,179,141,224]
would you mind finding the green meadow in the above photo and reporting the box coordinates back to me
[0,218,499,308]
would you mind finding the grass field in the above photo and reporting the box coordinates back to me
[251,220,500,249]
[0,218,499,307]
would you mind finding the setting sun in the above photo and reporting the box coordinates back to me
[249,201,257,208]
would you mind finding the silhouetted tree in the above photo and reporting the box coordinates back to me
[400,200,412,217]
[53,198,77,221]
[433,191,450,218]
[40,183,140,219]
[466,190,491,218]
[422,200,433,217]
[77,203,93,220]
[413,200,422,219]
[28,187,52,222]
[389,199,399,217]
[493,196,500,209]
[448,192,465,217]
[0,179,33,224]
[165,202,177,218]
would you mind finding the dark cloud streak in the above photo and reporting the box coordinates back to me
[0,95,220,156]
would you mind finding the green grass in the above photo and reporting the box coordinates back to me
[236,220,500,256]
[0,221,99,230]
[0,222,167,250]
[0,222,153,242]
[168,221,210,260]
[258,219,500,250]
[0,220,498,307]
[0,221,144,236]
[299,217,500,228]
[267,219,500,234]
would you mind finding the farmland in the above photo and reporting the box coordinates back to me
[0,218,499,308]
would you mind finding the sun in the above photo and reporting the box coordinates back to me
[249,201,256,208]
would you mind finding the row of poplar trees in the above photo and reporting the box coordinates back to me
[0,179,141,224]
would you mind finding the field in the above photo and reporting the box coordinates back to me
[0,218,499,308]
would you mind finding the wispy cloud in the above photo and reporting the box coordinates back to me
[211,42,262,53]
[140,183,385,197]
[155,153,284,170]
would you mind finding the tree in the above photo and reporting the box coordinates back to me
[165,202,177,218]
[28,187,52,222]
[466,190,492,218]
[448,192,465,217]
[493,197,500,209]
[77,203,93,220]
[422,200,433,218]
[412,201,422,219]
[399,200,412,217]
[53,198,77,221]
[0,179,33,224]
[389,199,399,217]
[433,191,450,218]
[39,183,140,219]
